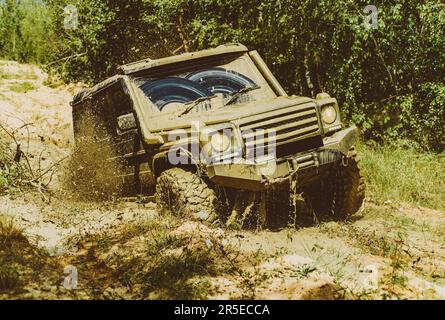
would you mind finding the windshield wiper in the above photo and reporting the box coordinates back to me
[224,86,260,106]
[179,95,215,116]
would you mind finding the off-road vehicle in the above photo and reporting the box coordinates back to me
[70,44,365,228]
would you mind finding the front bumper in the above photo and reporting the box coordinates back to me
[207,125,359,191]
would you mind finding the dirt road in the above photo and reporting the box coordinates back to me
[1,61,444,300]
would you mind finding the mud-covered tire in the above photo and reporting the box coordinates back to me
[265,183,292,229]
[332,148,365,218]
[303,148,365,220]
[155,168,224,225]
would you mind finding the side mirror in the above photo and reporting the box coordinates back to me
[117,113,137,131]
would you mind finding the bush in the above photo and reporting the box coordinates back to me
[41,0,444,152]
[407,83,445,152]
[2,0,444,152]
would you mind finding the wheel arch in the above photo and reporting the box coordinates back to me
[152,147,201,178]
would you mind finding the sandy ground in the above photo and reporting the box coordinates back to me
[1,61,445,300]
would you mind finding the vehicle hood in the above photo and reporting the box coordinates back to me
[147,95,316,133]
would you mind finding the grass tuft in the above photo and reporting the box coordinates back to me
[358,143,445,210]
[9,82,36,93]
[0,215,25,245]
[0,70,38,81]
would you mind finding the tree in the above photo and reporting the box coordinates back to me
[0,0,52,62]
[5,0,443,151]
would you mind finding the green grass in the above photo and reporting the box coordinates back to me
[43,75,64,88]
[9,82,37,93]
[0,70,38,81]
[138,245,218,299]
[358,144,445,210]
[1,73,38,80]
[291,264,317,279]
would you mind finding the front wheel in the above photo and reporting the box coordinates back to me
[303,148,365,220]
[155,168,227,226]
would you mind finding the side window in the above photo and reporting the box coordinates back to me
[112,88,137,135]
[84,93,113,141]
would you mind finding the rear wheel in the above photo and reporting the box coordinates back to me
[155,168,227,226]
[303,148,365,220]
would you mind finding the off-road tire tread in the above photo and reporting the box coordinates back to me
[155,168,222,225]
[265,183,292,229]
[331,148,365,219]
[303,147,365,220]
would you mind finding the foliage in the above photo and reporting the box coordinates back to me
[0,0,53,63]
[1,0,444,151]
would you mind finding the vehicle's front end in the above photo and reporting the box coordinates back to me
[119,43,364,226]
[199,93,359,192]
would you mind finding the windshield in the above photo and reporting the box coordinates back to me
[134,55,274,113]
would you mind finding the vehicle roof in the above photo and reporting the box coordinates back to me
[117,43,248,75]
[71,44,248,107]
[71,74,124,106]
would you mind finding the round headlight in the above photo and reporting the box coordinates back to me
[321,105,337,124]
[211,132,231,152]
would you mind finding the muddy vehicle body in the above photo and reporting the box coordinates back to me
[71,44,364,228]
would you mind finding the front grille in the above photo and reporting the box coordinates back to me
[239,102,322,159]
